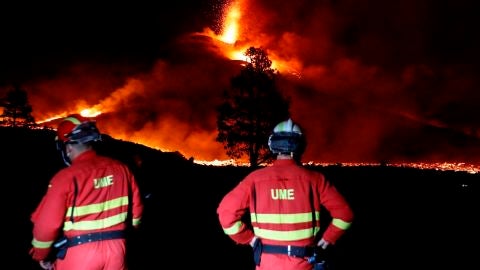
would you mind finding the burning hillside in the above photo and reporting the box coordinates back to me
[0,0,479,165]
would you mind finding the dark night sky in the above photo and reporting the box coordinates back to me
[0,1,214,81]
[1,0,479,163]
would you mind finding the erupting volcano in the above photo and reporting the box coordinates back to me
[1,0,479,166]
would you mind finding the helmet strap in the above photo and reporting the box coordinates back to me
[56,140,72,166]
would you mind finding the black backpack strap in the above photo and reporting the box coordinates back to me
[70,177,78,223]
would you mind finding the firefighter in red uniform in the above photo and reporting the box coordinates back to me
[217,118,354,270]
[29,114,144,270]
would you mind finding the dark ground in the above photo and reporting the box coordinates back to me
[2,127,479,270]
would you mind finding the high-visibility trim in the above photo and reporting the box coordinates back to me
[64,116,82,125]
[250,211,320,224]
[332,218,352,230]
[31,238,54,249]
[63,212,128,231]
[253,226,320,241]
[223,221,244,235]
[132,218,141,227]
[66,196,129,217]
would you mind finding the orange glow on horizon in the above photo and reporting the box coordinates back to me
[80,108,102,118]
[19,0,479,168]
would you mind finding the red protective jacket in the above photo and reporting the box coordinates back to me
[30,150,144,263]
[217,159,353,269]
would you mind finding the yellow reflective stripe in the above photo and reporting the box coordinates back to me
[253,226,320,241]
[332,218,352,230]
[132,218,141,227]
[251,211,320,224]
[66,196,129,217]
[31,238,54,249]
[64,116,82,125]
[223,221,244,235]
[64,212,128,231]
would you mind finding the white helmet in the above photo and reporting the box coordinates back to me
[268,118,305,155]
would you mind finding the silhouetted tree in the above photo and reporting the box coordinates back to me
[0,85,36,128]
[216,47,290,167]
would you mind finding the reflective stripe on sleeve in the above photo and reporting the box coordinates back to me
[223,220,244,235]
[31,238,54,249]
[332,218,352,230]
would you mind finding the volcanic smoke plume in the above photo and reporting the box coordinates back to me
[1,0,479,163]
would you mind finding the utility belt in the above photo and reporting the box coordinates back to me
[253,239,315,264]
[253,240,328,269]
[262,244,315,258]
[54,230,125,259]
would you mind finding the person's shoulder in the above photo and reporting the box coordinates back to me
[49,167,75,186]
[103,155,133,170]
[95,153,126,164]
[302,166,327,179]
[54,165,74,176]
[248,165,270,175]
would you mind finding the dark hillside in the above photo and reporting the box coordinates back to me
[1,127,478,270]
